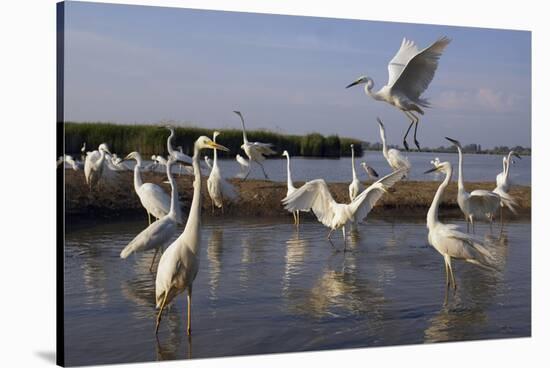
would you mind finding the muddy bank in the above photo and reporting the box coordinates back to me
[63,170,531,220]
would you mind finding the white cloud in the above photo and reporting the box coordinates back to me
[432,88,523,113]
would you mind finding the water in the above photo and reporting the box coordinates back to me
[64,215,531,366]
[118,151,531,185]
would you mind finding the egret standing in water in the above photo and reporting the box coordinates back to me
[155,136,230,335]
[207,131,238,214]
[120,156,183,271]
[282,168,407,249]
[377,118,410,172]
[446,137,516,233]
[348,144,364,201]
[282,150,301,226]
[346,37,451,151]
[122,151,182,225]
[233,111,276,180]
[425,160,496,294]
[84,143,111,190]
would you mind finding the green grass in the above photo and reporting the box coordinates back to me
[64,122,364,158]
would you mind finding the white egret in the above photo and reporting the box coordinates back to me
[207,131,238,214]
[424,160,496,293]
[446,137,516,233]
[120,156,182,271]
[152,155,168,167]
[155,136,230,335]
[204,156,212,170]
[348,144,364,201]
[80,142,87,160]
[57,155,81,171]
[493,150,521,222]
[360,162,379,179]
[282,168,407,249]
[346,37,451,151]
[282,150,301,225]
[235,154,250,178]
[233,111,276,180]
[122,151,182,225]
[84,143,112,190]
[495,150,521,194]
[165,126,193,166]
[377,118,411,172]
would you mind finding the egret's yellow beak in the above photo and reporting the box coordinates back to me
[208,142,230,152]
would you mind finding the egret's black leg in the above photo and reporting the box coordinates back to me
[413,119,421,151]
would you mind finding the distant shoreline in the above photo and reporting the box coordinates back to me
[64,170,531,220]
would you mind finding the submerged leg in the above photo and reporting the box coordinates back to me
[292,211,297,226]
[155,290,170,334]
[447,257,457,292]
[296,211,300,226]
[187,285,193,336]
[342,226,347,252]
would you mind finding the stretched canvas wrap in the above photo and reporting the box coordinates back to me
[57,1,532,366]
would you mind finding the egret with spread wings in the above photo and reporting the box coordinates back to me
[234,110,276,180]
[346,37,451,151]
[282,168,407,249]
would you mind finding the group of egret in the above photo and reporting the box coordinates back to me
[60,35,528,336]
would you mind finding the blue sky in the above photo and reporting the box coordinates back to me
[63,1,531,148]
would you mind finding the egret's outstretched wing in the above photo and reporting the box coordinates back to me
[439,224,496,268]
[387,149,411,170]
[282,179,337,227]
[236,154,249,168]
[221,178,238,201]
[170,151,193,166]
[469,190,501,216]
[352,168,407,221]
[120,217,177,259]
[389,37,451,101]
[252,142,276,155]
[492,188,518,214]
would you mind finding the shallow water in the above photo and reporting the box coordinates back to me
[64,215,531,366]
[118,151,531,185]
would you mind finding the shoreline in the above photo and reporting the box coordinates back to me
[63,170,531,220]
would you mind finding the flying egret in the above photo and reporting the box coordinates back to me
[120,156,183,271]
[424,160,496,294]
[377,118,411,172]
[84,143,112,190]
[207,131,238,214]
[122,151,182,225]
[233,111,276,180]
[155,136,230,335]
[282,168,407,249]
[282,150,301,226]
[348,144,364,201]
[235,154,250,178]
[446,137,516,233]
[360,162,379,179]
[346,37,451,151]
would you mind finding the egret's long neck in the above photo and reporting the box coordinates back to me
[133,157,143,190]
[97,149,107,167]
[167,129,175,155]
[213,136,218,167]
[456,146,465,192]
[365,79,383,101]
[180,143,203,255]
[166,161,178,216]
[379,127,389,158]
[285,155,293,189]
[427,166,452,229]
[351,148,357,180]
[505,152,513,179]
[240,117,248,143]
